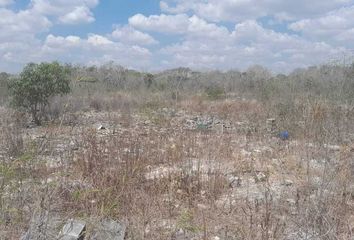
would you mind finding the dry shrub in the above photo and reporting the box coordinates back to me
[89,96,103,111]
[66,125,233,238]
[3,71,354,239]
[71,129,153,218]
[0,110,24,159]
[85,92,138,113]
[178,95,210,113]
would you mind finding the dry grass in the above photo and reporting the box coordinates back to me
[1,92,354,239]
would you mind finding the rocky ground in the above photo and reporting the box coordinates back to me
[1,100,354,239]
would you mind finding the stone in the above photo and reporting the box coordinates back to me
[286,198,296,205]
[254,171,267,183]
[228,175,242,188]
[283,179,294,186]
[20,211,62,240]
[59,219,86,240]
[89,219,126,240]
[197,203,208,210]
[324,144,340,151]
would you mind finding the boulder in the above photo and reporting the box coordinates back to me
[59,219,86,240]
[22,215,125,240]
[20,211,62,240]
[89,219,126,240]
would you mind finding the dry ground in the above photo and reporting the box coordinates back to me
[1,96,354,240]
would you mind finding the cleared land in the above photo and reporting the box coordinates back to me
[1,65,354,239]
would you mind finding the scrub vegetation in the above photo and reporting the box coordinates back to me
[1,61,354,239]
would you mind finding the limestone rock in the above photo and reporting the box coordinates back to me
[20,211,62,240]
[254,171,267,183]
[59,219,86,240]
[283,179,294,186]
[89,219,126,240]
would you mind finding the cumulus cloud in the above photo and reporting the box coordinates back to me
[159,20,344,72]
[41,34,153,69]
[31,0,99,24]
[129,13,229,40]
[289,6,354,45]
[87,34,114,46]
[44,34,82,49]
[0,0,101,71]
[160,0,354,22]
[0,8,51,41]
[0,0,353,73]
[58,6,95,24]
[0,0,155,72]
[0,0,13,6]
[129,14,190,34]
[112,26,158,45]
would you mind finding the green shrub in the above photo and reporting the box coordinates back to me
[204,86,225,100]
[9,62,71,125]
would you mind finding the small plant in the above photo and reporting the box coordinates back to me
[0,112,24,159]
[0,72,10,105]
[144,73,154,89]
[177,209,199,233]
[204,86,225,100]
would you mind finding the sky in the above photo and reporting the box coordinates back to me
[0,0,353,73]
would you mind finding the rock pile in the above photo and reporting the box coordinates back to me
[184,116,232,131]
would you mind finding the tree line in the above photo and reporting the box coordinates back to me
[0,61,353,125]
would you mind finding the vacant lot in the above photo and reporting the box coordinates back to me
[1,65,354,239]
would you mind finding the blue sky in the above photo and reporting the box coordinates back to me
[0,0,353,73]
[53,0,161,36]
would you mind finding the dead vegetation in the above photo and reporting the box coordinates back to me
[1,63,354,239]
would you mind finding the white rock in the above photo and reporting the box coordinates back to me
[97,125,107,130]
[60,219,86,240]
[283,179,294,186]
[90,219,126,240]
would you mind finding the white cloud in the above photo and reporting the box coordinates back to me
[59,6,95,24]
[87,34,114,46]
[0,0,13,6]
[0,0,352,73]
[0,0,100,72]
[129,13,190,34]
[129,13,230,40]
[289,6,354,46]
[45,34,82,49]
[159,20,344,72]
[160,0,354,22]
[31,0,99,24]
[41,34,153,69]
[0,6,51,71]
[187,15,229,39]
[0,8,51,41]
[112,26,158,45]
